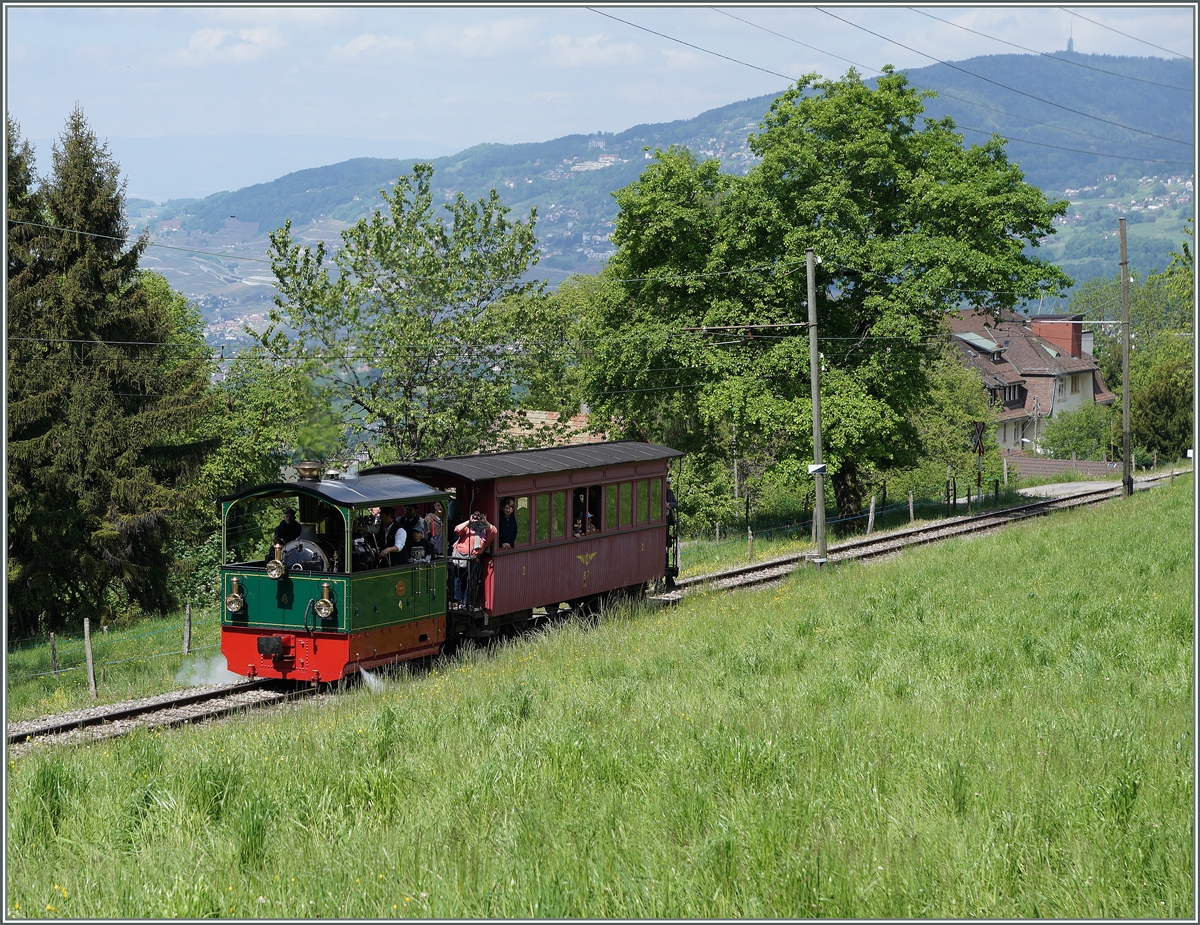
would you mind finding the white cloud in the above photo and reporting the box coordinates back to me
[532,90,571,102]
[660,48,705,71]
[422,17,535,58]
[169,25,285,66]
[327,33,413,62]
[549,33,642,67]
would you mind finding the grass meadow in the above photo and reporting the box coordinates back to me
[4,476,1193,918]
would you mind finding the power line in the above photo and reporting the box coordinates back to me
[955,125,1192,165]
[714,8,1190,161]
[1060,7,1194,60]
[586,7,796,82]
[816,7,1194,147]
[909,7,1194,90]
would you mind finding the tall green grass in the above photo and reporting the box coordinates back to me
[5,477,1192,918]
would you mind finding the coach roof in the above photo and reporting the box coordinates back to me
[218,473,447,508]
[362,441,684,484]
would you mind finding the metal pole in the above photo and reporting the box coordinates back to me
[807,247,827,561]
[1120,217,1133,498]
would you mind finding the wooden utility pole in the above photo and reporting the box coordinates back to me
[806,247,827,562]
[50,633,58,678]
[1120,218,1133,498]
[84,618,97,700]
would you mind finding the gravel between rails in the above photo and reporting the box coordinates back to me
[7,687,318,761]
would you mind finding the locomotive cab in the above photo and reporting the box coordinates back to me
[218,468,450,682]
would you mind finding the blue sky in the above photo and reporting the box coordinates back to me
[6,5,1195,201]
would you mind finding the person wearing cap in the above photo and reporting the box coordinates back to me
[408,518,437,562]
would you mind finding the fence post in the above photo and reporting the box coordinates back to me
[994,478,1000,505]
[84,618,97,700]
[747,526,754,561]
[967,485,972,508]
[945,481,951,518]
[1153,450,1157,469]
[715,523,720,543]
[952,478,957,514]
[184,602,192,656]
[1003,456,1008,486]
[908,491,914,523]
[880,480,886,513]
[866,495,876,535]
[50,632,58,679]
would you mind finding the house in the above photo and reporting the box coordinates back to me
[949,309,1116,453]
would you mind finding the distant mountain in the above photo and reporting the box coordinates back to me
[147,51,1191,316]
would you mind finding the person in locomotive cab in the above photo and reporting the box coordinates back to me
[665,478,678,526]
[407,519,437,562]
[426,500,445,556]
[497,497,518,550]
[376,506,408,567]
[450,510,497,606]
[265,507,302,561]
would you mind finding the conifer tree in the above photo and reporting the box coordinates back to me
[6,107,215,635]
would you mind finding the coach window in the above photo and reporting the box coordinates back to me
[535,494,550,542]
[606,484,619,532]
[551,491,566,539]
[516,496,530,546]
[649,478,662,522]
[635,480,649,524]
[588,485,602,532]
[619,482,632,527]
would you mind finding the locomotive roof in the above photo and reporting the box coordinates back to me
[218,473,447,508]
[362,440,684,484]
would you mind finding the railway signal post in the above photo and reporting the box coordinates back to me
[807,246,828,563]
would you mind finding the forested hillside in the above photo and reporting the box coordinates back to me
[146,51,1191,299]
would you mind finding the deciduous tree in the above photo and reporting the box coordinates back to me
[581,69,1069,517]
[261,163,542,463]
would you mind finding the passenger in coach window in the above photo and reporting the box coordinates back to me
[498,497,518,549]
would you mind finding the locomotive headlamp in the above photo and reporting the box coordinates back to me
[225,577,245,614]
[266,558,286,580]
[314,582,336,619]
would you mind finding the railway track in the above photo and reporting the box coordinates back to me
[9,472,1183,757]
[655,473,1184,600]
[7,680,318,759]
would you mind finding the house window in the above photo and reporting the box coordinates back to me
[1057,379,1065,398]
[1070,374,1080,394]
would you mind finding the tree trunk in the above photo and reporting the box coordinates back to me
[832,460,864,522]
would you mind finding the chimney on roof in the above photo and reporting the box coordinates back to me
[1030,314,1083,358]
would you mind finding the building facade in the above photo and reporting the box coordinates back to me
[950,309,1116,453]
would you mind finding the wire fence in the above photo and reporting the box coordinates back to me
[6,610,223,684]
[679,477,1019,552]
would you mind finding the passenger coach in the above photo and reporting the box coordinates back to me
[366,441,683,641]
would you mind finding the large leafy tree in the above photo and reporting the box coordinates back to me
[582,69,1070,516]
[6,108,214,634]
[261,162,542,463]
